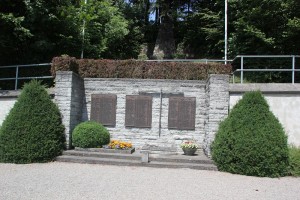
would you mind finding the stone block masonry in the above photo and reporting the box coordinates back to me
[55,72,84,149]
[204,75,229,157]
[54,71,229,155]
[2,76,299,153]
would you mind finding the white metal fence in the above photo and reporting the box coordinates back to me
[231,55,300,84]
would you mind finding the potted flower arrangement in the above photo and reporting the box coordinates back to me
[180,140,199,156]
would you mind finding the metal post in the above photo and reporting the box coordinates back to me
[241,56,244,83]
[81,0,88,59]
[292,55,295,84]
[224,0,228,64]
[15,66,19,90]
[159,89,162,137]
[233,73,235,84]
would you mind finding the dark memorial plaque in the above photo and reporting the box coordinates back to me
[135,96,152,128]
[125,96,136,127]
[179,97,196,130]
[125,95,152,128]
[90,94,117,126]
[168,97,180,129]
[168,97,196,130]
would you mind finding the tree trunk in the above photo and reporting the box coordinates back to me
[152,13,176,59]
[145,0,150,25]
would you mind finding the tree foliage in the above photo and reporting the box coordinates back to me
[63,0,129,58]
[0,0,81,65]
[225,0,300,56]
[0,0,300,65]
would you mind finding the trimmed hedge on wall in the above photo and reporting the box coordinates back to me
[51,55,78,75]
[51,56,232,80]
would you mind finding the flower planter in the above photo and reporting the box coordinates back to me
[182,148,197,156]
[75,147,135,154]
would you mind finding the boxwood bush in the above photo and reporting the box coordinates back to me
[0,80,65,163]
[212,91,289,177]
[72,121,110,148]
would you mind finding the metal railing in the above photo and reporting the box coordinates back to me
[145,59,233,64]
[0,63,52,90]
[231,55,300,84]
[0,55,299,90]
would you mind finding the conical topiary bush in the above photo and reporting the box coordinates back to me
[0,80,65,163]
[212,91,289,177]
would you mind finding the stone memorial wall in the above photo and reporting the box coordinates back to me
[55,71,229,156]
[1,76,299,154]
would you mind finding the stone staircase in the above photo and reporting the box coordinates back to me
[56,148,218,171]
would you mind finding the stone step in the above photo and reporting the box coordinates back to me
[148,161,218,171]
[62,150,215,165]
[149,153,214,165]
[55,155,218,171]
[63,150,141,161]
[56,155,141,166]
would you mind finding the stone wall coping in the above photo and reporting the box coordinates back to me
[230,84,300,94]
[84,77,206,84]
[0,88,55,98]
[56,71,81,78]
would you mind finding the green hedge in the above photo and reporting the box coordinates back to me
[289,145,300,176]
[212,91,289,177]
[51,55,78,75]
[0,80,65,163]
[51,56,232,80]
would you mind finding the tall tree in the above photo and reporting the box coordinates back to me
[152,0,176,59]
[64,0,129,58]
[0,0,81,65]
[228,0,288,56]
[181,0,224,58]
[102,0,144,59]
[281,0,300,54]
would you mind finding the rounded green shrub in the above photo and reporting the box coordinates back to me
[0,80,65,164]
[212,91,289,177]
[72,121,110,148]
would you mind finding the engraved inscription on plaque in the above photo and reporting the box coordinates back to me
[135,96,152,127]
[168,97,196,130]
[125,95,152,128]
[125,96,136,127]
[168,98,180,129]
[90,94,117,126]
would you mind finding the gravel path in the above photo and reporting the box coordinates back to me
[0,162,300,200]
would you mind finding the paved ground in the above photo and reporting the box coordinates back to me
[0,162,300,200]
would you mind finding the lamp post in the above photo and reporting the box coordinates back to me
[225,0,228,64]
